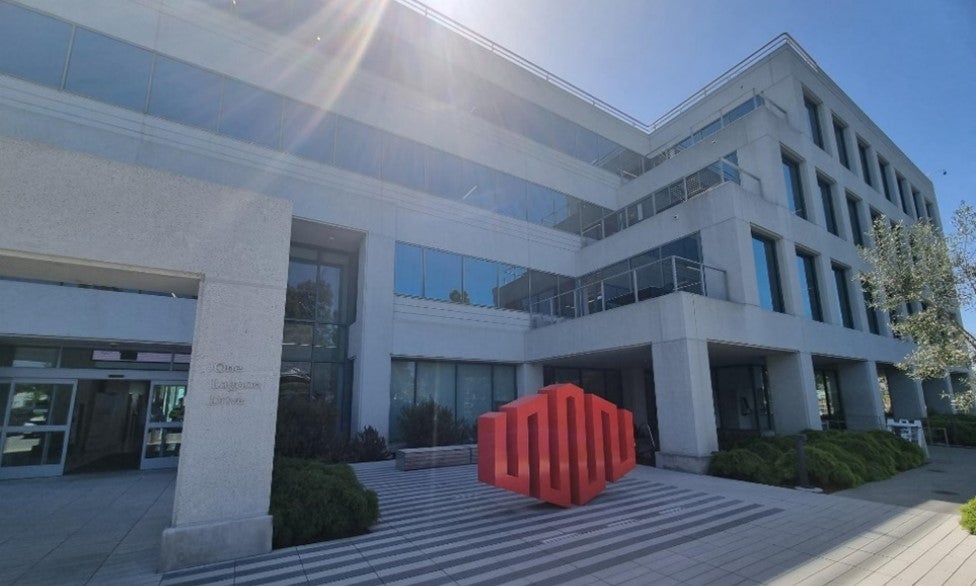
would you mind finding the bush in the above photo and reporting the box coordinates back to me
[270,458,379,548]
[927,413,976,447]
[961,497,976,535]
[398,399,471,447]
[349,426,390,461]
[709,429,926,491]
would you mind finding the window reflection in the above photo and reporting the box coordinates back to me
[463,257,497,307]
[281,100,336,164]
[149,57,221,129]
[66,29,152,111]
[334,117,383,177]
[218,78,281,148]
[752,234,783,312]
[424,249,462,302]
[394,243,423,297]
[0,2,72,88]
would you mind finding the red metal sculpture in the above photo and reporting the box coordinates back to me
[477,383,636,507]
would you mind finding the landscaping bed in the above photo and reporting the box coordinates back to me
[709,429,926,491]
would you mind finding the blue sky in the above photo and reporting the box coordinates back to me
[423,0,976,328]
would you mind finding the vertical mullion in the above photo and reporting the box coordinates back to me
[60,25,76,90]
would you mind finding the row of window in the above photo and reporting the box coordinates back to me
[804,92,936,223]
[389,359,517,441]
[395,235,703,319]
[0,344,190,371]
[203,0,643,176]
[752,232,878,333]
[0,1,613,237]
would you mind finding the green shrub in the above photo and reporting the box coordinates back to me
[961,497,976,535]
[275,395,349,461]
[928,413,976,447]
[270,458,379,548]
[398,399,471,447]
[350,426,390,461]
[709,429,925,491]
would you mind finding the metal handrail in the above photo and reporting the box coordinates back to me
[388,7,818,135]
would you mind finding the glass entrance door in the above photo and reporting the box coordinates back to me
[0,380,76,479]
[141,383,185,469]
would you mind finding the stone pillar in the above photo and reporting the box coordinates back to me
[651,338,717,473]
[766,352,821,433]
[518,363,544,397]
[349,232,396,437]
[160,276,288,571]
[887,369,926,420]
[622,367,648,427]
[923,378,954,415]
[837,360,885,430]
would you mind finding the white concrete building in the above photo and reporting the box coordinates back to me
[0,0,960,569]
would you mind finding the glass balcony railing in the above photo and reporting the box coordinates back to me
[581,155,761,244]
[528,255,728,327]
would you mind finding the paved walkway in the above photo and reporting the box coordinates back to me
[2,449,974,585]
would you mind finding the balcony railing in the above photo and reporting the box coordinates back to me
[581,157,761,244]
[529,255,728,328]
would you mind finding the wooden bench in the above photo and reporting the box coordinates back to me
[395,444,478,471]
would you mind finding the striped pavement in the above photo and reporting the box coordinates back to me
[160,462,783,585]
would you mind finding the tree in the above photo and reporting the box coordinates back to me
[858,204,976,412]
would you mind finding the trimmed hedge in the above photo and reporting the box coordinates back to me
[962,496,976,535]
[709,429,925,491]
[270,458,379,548]
[927,413,976,447]
[275,395,390,462]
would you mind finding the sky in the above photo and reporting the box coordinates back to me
[423,0,976,329]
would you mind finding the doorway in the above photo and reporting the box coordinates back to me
[65,380,149,474]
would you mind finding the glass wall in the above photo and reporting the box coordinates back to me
[782,154,805,219]
[804,96,824,149]
[814,369,844,428]
[394,242,572,312]
[832,263,855,329]
[846,195,865,246]
[0,344,191,371]
[0,2,611,238]
[833,118,850,170]
[280,245,354,433]
[389,359,516,441]
[818,176,838,236]
[543,367,623,407]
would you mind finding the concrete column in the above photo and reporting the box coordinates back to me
[766,352,821,433]
[699,218,753,305]
[651,338,717,473]
[816,255,840,325]
[622,367,648,427]
[518,363,544,397]
[887,368,926,420]
[923,378,954,415]
[837,360,885,430]
[350,232,396,437]
[161,277,287,570]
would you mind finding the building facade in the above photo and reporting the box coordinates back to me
[0,0,962,568]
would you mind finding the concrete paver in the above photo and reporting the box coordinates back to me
[1,447,974,584]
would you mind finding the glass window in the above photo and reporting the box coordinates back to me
[313,324,344,362]
[913,190,925,219]
[149,57,222,129]
[281,99,336,164]
[394,243,423,297]
[818,177,838,236]
[782,154,805,218]
[804,97,823,148]
[382,134,427,192]
[149,385,186,423]
[456,363,492,424]
[832,264,855,328]
[857,140,873,186]
[752,233,784,312]
[316,265,342,322]
[497,264,529,311]
[896,175,910,216]
[0,2,72,88]
[427,149,465,200]
[284,259,317,319]
[460,161,496,212]
[218,78,281,149]
[2,431,65,467]
[492,365,516,407]
[925,201,937,223]
[692,118,721,143]
[281,322,313,362]
[878,159,892,201]
[6,383,73,426]
[389,360,416,440]
[863,286,880,334]
[423,249,462,302]
[5,346,59,368]
[463,257,498,307]
[795,252,823,321]
[847,195,864,246]
[65,29,152,111]
[311,362,339,402]
[722,97,756,126]
[279,361,311,396]
[815,370,843,420]
[833,120,850,169]
[527,184,570,229]
[416,361,455,411]
[494,172,527,221]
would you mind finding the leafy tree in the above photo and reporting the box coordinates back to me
[858,205,975,412]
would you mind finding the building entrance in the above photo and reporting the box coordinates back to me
[65,380,149,474]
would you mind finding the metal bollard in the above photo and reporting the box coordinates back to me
[794,434,811,488]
